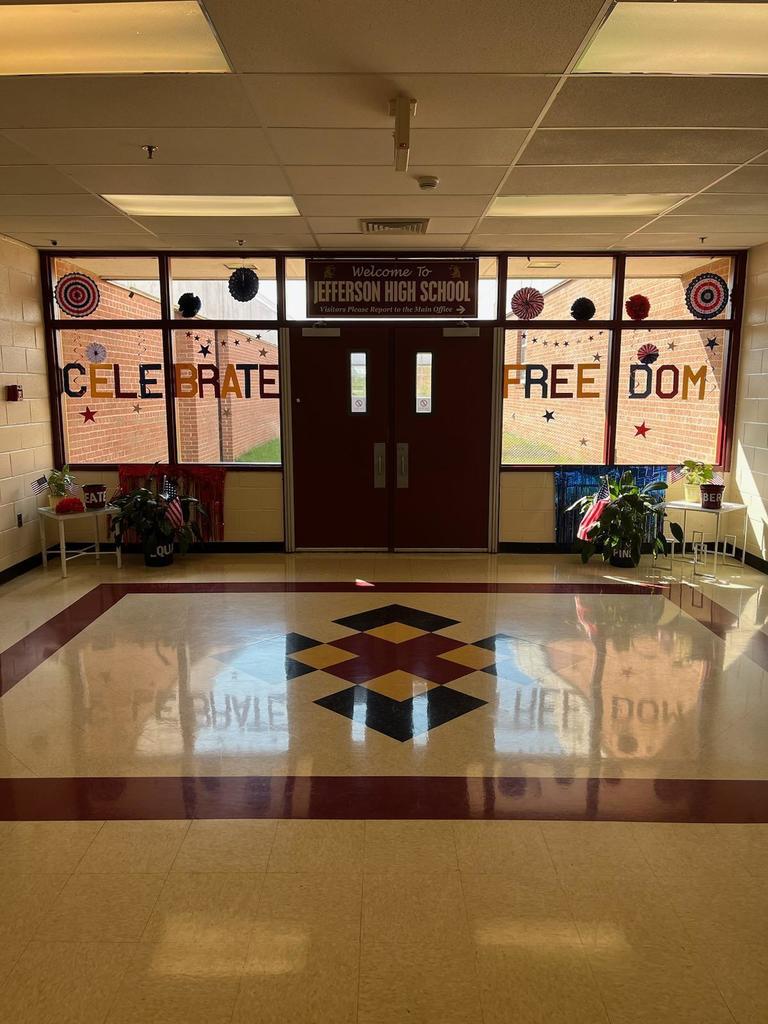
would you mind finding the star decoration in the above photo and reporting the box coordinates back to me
[542,341,548,347]
[543,410,555,422]
[588,335,594,341]
[234,339,240,346]
[593,353,601,362]
[79,406,96,423]
[706,336,719,351]
[580,437,588,446]
[256,333,262,341]
[564,341,569,347]
[668,342,676,350]
[185,331,192,338]
[221,340,227,346]
[258,347,267,357]
[634,421,650,438]
[222,407,231,417]
[554,341,559,347]
[132,403,141,414]
[199,343,211,357]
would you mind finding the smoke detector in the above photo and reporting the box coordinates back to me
[417,175,439,192]
[361,218,429,235]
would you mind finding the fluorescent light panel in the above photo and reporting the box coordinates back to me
[104,195,300,217]
[0,2,229,75]
[489,194,682,217]
[577,2,768,75]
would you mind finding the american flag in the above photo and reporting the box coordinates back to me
[669,466,686,483]
[165,496,184,529]
[577,479,611,541]
[30,475,48,495]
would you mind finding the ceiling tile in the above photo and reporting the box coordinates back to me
[0,166,86,194]
[57,165,291,195]
[241,74,556,128]
[654,214,768,234]
[673,193,768,216]
[709,166,768,193]
[520,130,768,166]
[0,134,43,164]
[0,195,118,216]
[2,128,278,166]
[466,233,621,249]
[0,215,151,235]
[268,129,392,165]
[306,216,478,234]
[481,215,649,234]
[295,195,489,217]
[286,165,505,196]
[410,129,527,165]
[313,233,469,249]
[135,216,310,236]
[621,233,763,250]
[500,164,728,196]
[0,76,259,129]
[204,0,606,73]
[543,77,768,129]
[155,233,318,249]
[11,233,166,249]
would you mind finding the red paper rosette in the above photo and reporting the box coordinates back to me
[625,294,650,321]
[55,497,85,515]
[510,286,544,320]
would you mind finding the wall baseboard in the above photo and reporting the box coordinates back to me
[0,552,43,586]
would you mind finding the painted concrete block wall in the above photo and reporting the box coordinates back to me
[499,472,555,543]
[729,241,768,558]
[0,235,52,573]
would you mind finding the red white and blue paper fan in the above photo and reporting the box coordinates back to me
[55,272,100,318]
[510,286,544,320]
[685,273,729,319]
[637,343,659,365]
[85,342,107,363]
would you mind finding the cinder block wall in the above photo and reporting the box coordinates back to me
[0,236,52,572]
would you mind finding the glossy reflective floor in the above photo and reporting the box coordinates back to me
[2,553,768,1022]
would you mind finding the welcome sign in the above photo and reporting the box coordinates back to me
[306,258,479,317]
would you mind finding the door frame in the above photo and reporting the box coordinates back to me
[283,323,503,553]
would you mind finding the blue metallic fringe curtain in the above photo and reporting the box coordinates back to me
[554,466,667,546]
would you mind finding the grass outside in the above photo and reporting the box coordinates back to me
[235,437,282,463]
[501,431,580,465]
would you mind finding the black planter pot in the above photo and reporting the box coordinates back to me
[143,537,175,567]
[609,548,638,568]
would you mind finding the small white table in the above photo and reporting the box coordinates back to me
[666,499,748,579]
[38,505,122,579]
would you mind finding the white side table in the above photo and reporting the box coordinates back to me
[665,499,748,579]
[38,504,122,579]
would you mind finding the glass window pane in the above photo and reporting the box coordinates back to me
[614,328,725,465]
[170,257,278,321]
[623,256,733,321]
[59,327,168,463]
[506,256,614,321]
[52,257,160,321]
[172,328,281,464]
[416,352,433,413]
[502,328,609,465]
[350,352,367,414]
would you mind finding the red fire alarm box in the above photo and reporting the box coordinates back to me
[6,385,23,402]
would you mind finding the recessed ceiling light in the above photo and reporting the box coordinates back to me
[577,2,768,75]
[0,1,229,75]
[103,195,300,217]
[527,260,561,270]
[488,195,682,217]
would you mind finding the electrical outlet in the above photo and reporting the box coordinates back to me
[16,513,22,528]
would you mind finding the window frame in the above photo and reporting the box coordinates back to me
[40,248,747,473]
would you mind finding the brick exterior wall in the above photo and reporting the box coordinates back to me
[503,258,730,465]
[57,260,280,465]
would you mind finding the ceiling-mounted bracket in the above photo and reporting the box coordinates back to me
[388,96,417,173]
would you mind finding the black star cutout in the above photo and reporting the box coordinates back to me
[221,340,227,346]
[543,410,555,422]
[259,347,267,357]
[194,334,200,341]
[185,331,192,338]
[554,341,560,347]
[593,353,601,362]
[706,336,719,350]
[564,341,569,347]
[668,342,676,350]
[132,403,141,414]
[531,336,537,343]
[543,341,548,346]
[588,335,594,341]
[199,343,211,357]
[580,437,587,446]
[256,333,262,341]
[234,339,240,346]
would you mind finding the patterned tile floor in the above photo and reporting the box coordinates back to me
[1,552,768,1021]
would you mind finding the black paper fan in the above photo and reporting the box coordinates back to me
[570,297,596,321]
[177,292,201,317]
[228,267,259,303]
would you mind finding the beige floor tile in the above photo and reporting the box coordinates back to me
[567,889,693,964]
[171,819,276,873]
[106,943,245,1024]
[142,872,263,953]
[634,823,753,889]
[233,874,361,1024]
[364,820,458,873]
[715,823,768,879]
[461,873,578,942]
[268,820,364,873]
[0,820,104,874]
[540,821,656,894]
[0,940,134,1024]
[76,820,190,875]
[36,872,164,941]
[454,820,559,884]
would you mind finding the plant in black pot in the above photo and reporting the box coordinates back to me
[567,471,683,568]
[110,486,204,567]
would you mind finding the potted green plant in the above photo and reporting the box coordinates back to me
[47,464,75,508]
[567,471,684,568]
[680,460,714,503]
[109,486,204,567]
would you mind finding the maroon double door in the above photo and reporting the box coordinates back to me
[290,326,494,550]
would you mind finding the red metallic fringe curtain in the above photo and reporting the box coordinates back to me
[117,465,226,542]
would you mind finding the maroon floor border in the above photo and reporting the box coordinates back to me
[1,775,767,823]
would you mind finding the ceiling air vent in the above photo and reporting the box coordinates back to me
[361,218,429,235]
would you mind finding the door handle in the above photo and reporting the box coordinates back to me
[396,442,409,489]
[373,442,386,489]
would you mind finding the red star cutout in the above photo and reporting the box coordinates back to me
[79,406,96,423]
[634,421,650,438]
